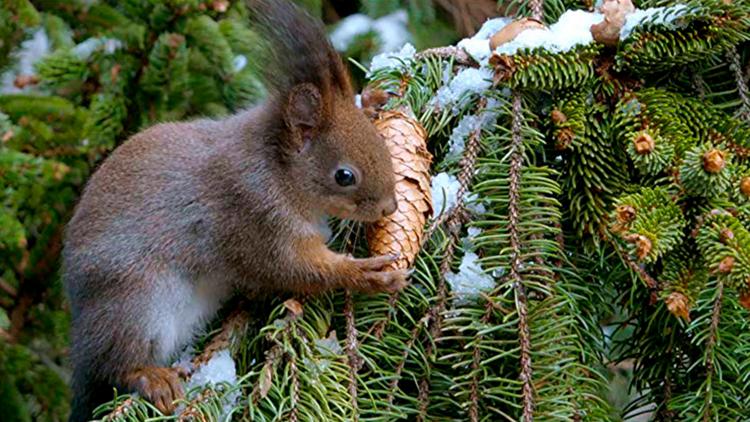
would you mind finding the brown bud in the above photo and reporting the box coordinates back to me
[2,130,13,143]
[740,291,750,310]
[717,256,735,273]
[361,87,391,111]
[13,74,40,89]
[52,163,70,181]
[489,18,546,51]
[740,177,750,197]
[633,132,655,155]
[665,291,690,321]
[551,109,568,124]
[283,298,303,318]
[555,128,575,150]
[703,149,726,173]
[616,205,637,224]
[625,233,652,261]
[110,63,121,83]
[211,0,229,12]
[720,228,734,244]
[489,52,516,85]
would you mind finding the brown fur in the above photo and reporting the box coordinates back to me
[63,1,404,420]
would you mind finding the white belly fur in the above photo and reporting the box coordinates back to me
[149,271,232,364]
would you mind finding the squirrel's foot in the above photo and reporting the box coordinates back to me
[350,255,409,293]
[125,366,188,415]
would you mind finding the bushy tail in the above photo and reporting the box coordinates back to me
[68,370,110,422]
[245,0,352,98]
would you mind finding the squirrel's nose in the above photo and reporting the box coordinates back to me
[381,196,397,216]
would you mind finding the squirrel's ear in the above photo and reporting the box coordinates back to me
[284,83,322,131]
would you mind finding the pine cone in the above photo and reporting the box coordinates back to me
[367,110,433,270]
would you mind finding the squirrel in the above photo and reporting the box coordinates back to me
[62,1,407,420]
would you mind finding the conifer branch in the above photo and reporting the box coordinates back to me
[702,281,724,422]
[386,317,427,405]
[530,0,544,21]
[510,91,534,422]
[727,47,750,122]
[289,354,299,422]
[344,290,359,421]
[415,100,485,418]
[416,46,477,67]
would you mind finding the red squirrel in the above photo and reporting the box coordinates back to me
[62,1,406,420]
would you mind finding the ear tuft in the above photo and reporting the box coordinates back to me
[285,83,322,130]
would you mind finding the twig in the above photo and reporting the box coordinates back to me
[727,47,750,122]
[0,327,12,342]
[289,354,299,422]
[102,398,136,420]
[530,0,544,21]
[192,309,249,367]
[702,281,724,422]
[9,226,64,340]
[178,389,216,422]
[510,91,534,422]
[0,277,17,297]
[615,243,660,304]
[344,290,359,421]
[415,101,486,420]
[415,46,478,68]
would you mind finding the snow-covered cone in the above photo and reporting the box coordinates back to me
[367,110,433,270]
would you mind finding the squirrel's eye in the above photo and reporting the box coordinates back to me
[335,168,357,187]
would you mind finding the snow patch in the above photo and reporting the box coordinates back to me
[73,37,123,59]
[620,5,689,40]
[232,55,247,72]
[330,10,411,57]
[457,17,511,64]
[372,10,412,53]
[431,67,493,112]
[495,10,603,56]
[431,172,486,218]
[178,350,239,419]
[462,226,483,250]
[369,43,416,74]
[446,97,502,158]
[330,14,374,51]
[446,252,495,304]
[431,172,462,217]
[1,28,50,93]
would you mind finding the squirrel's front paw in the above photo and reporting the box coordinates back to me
[126,366,188,415]
[350,255,409,293]
[361,268,409,293]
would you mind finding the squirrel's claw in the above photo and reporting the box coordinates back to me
[362,268,409,293]
[127,367,185,415]
[351,254,398,271]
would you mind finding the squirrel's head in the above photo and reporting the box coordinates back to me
[278,83,397,222]
[251,0,396,222]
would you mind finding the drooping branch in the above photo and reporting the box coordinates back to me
[727,47,750,122]
[702,281,724,422]
[510,91,534,422]
[344,290,359,421]
[416,46,477,67]
[415,101,486,420]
